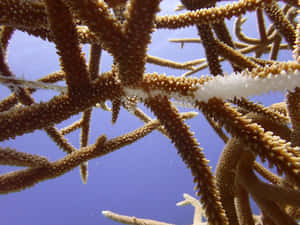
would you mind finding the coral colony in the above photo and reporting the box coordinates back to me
[0,0,300,224]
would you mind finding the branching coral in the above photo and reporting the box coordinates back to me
[0,0,299,225]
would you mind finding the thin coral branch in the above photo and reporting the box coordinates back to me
[234,16,262,45]
[146,55,194,70]
[102,210,175,225]
[79,43,102,183]
[0,119,161,193]
[0,147,50,168]
[204,114,228,143]
[253,162,282,185]
[60,119,83,135]
[155,0,272,29]
[176,193,207,225]
[256,8,267,42]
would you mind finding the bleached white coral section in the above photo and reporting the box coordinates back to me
[177,193,206,225]
[1,68,300,105]
[124,69,300,104]
[194,69,300,101]
[0,74,67,93]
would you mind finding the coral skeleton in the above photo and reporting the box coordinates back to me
[0,0,299,225]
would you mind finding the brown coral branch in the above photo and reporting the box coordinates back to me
[264,1,296,48]
[0,147,50,168]
[236,151,298,225]
[117,0,161,85]
[198,98,300,186]
[0,1,299,224]
[0,119,161,193]
[287,87,300,147]
[0,72,121,141]
[0,0,48,29]
[44,0,91,93]
[145,96,228,225]
[62,0,123,57]
[155,0,272,29]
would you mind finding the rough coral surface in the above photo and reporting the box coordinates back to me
[0,0,299,225]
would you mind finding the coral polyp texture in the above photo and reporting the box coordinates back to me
[0,0,300,225]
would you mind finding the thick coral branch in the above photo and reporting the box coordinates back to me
[145,96,228,225]
[62,0,124,57]
[44,0,91,93]
[0,72,121,141]
[198,99,300,187]
[0,0,48,29]
[116,0,161,85]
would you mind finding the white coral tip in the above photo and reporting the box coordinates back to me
[102,210,111,217]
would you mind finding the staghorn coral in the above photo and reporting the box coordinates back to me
[0,0,300,225]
